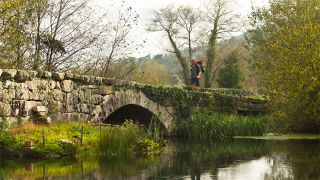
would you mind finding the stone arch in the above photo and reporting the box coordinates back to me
[99,89,175,134]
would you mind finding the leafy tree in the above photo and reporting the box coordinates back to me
[217,51,244,88]
[0,0,47,68]
[202,0,240,88]
[248,0,320,132]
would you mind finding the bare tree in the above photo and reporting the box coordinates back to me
[177,6,201,62]
[148,5,201,85]
[38,0,109,71]
[202,0,240,88]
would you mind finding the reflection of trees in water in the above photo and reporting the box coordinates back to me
[149,139,270,179]
[264,140,320,180]
[1,139,319,179]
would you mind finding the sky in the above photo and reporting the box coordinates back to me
[93,0,269,57]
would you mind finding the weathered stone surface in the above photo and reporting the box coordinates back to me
[33,106,48,117]
[52,89,64,101]
[91,95,104,105]
[61,80,74,93]
[64,73,74,80]
[92,86,114,96]
[3,81,16,89]
[15,85,29,100]
[37,70,52,79]
[3,89,15,102]
[20,101,42,117]
[1,69,17,80]
[77,104,90,114]
[48,81,56,90]
[61,113,78,121]
[66,92,79,104]
[79,89,91,103]
[28,71,38,78]
[95,77,103,85]
[52,72,65,81]
[80,75,90,84]
[15,70,29,82]
[0,102,11,116]
[102,78,115,85]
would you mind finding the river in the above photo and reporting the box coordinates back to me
[1,138,319,180]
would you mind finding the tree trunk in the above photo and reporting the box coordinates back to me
[205,29,217,88]
[167,31,190,85]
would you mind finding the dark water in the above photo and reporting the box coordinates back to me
[1,139,319,180]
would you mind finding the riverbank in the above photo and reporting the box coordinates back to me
[0,121,162,159]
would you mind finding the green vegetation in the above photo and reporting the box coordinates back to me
[217,51,244,89]
[234,134,320,140]
[133,84,215,119]
[248,0,320,133]
[179,113,272,139]
[0,121,162,159]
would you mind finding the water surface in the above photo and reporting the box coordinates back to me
[1,138,319,180]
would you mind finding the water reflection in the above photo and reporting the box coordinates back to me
[0,139,319,180]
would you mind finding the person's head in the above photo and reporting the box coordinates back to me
[197,60,202,65]
[191,59,196,65]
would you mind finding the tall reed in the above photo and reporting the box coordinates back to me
[180,113,272,139]
[98,121,145,157]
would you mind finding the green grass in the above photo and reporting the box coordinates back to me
[1,120,162,159]
[180,113,272,139]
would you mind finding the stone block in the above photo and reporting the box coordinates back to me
[15,87,30,100]
[3,89,15,102]
[102,78,115,85]
[1,69,17,80]
[20,101,41,117]
[95,77,103,85]
[64,73,74,80]
[33,106,48,117]
[15,70,29,82]
[28,70,38,78]
[61,80,74,93]
[88,76,95,84]
[77,104,90,114]
[66,92,79,104]
[3,80,16,89]
[66,105,76,113]
[80,75,90,84]
[52,89,64,101]
[48,81,56,90]
[37,70,52,79]
[0,102,11,116]
[100,86,114,95]
[52,72,65,81]
[61,113,78,121]
[80,89,91,103]
[91,95,104,105]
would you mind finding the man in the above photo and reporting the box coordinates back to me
[190,59,202,88]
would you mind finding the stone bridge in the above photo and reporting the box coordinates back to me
[0,69,267,135]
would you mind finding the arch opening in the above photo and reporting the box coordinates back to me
[104,104,167,132]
